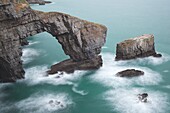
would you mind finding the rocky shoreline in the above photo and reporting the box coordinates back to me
[0,0,163,83]
[0,0,107,82]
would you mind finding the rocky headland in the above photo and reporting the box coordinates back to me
[115,34,161,60]
[0,0,107,82]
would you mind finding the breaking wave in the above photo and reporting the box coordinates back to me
[21,48,41,64]
[21,65,86,86]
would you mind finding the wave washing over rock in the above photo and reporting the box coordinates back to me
[89,53,170,113]
[104,88,169,113]
[16,93,73,113]
[90,53,163,88]
[21,65,87,86]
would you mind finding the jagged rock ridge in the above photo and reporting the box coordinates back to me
[0,0,107,82]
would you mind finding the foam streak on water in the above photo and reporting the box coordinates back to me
[72,84,88,96]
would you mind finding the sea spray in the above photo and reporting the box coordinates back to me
[104,88,169,113]
[21,65,87,86]
[90,53,162,88]
[16,93,73,113]
[21,48,41,64]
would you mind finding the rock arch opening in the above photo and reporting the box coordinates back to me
[0,1,107,82]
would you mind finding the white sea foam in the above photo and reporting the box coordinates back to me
[135,53,170,65]
[22,65,86,86]
[21,48,40,64]
[16,93,73,113]
[28,41,39,45]
[104,88,169,113]
[121,53,170,66]
[102,46,108,49]
[163,70,169,73]
[90,53,162,88]
[72,84,88,96]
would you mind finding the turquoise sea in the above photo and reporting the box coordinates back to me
[1,0,170,113]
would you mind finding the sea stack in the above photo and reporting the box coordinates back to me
[115,34,162,60]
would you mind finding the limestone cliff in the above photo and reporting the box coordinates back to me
[0,0,107,82]
[115,34,160,60]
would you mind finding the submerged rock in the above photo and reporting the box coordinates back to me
[116,69,144,77]
[138,93,148,103]
[115,34,162,60]
[0,0,107,82]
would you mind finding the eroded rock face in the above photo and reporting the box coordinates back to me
[26,0,52,5]
[115,34,161,60]
[0,0,107,82]
[48,56,102,74]
[116,69,144,77]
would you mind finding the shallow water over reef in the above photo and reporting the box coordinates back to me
[1,0,170,113]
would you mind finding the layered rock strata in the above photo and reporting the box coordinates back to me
[0,0,107,82]
[115,34,161,60]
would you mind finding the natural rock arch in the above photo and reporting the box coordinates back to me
[0,0,107,82]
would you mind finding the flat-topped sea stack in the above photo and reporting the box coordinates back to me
[0,0,107,82]
[115,34,161,60]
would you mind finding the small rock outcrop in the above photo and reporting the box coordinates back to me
[26,0,52,5]
[48,56,102,74]
[115,34,161,60]
[116,69,144,77]
[138,93,148,103]
[0,0,107,82]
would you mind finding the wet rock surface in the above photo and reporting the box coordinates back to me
[26,0,52,5]
[115,34,162,60]
[138,93,148,103]
[48,100,64,108]
[116,69,144,77]
[0,0,107,82]
[48,56,102,74]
